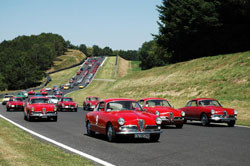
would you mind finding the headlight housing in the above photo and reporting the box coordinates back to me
[54,107,57,111]
[155,111,160,116]
[118,118,125,126]
[211,109,215,115]
[156,117,162,125]
[75,104,78,108]
[181,111,185,117]
[234,110,238,115]
[31,107,35,112]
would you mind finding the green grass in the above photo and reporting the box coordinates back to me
[94,57,116,79]
[0,118,94,166]
[46,66,79,88]
[130,61,141,72]
[68,52,250,126]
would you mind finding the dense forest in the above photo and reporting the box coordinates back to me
[0,33,66,90]
[139,0,250,69]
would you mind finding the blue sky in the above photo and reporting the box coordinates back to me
[0,0,162,50]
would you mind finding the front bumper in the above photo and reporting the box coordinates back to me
[160,116,184,125]
[116,130,162,135]
[8,105,24,110]
[30,112,57,118]
[210,115,237,122]
[61,106,77,110]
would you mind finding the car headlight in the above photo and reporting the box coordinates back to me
[118,118,125,126]
[89,103,92,106]
[156,117,162,125]
[181,111,185,117]
[211,109,215,115]
[155,111,160,116]
[31,107,35,112]
[8,104,11,107]
[234,110,237,115]
[75,104,78,108]
[54,107,57,111]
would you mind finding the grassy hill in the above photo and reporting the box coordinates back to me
[47,49,86,72]
[68,52,250,126]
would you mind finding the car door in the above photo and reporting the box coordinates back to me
[91,102,105,133]
[189,100,199,119]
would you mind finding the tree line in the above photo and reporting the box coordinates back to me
[66,41,139,61]
[0,33,66,90]
[139,0,250,69]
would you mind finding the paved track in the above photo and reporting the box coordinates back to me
[1,105,250,166]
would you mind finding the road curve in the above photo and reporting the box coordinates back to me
[0,105,250,166]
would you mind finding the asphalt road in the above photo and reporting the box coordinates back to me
[1,105,250,166]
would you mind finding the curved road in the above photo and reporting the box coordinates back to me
[1,56,250,165]
[0,106,250,166]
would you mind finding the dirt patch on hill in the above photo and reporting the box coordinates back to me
[118,57,130,78]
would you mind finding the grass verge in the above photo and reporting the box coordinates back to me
[0,118,94,166]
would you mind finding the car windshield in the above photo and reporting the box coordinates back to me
[62,98,72,102]
[146,100,172,107]
[14,98,23,101]
[4,95,12,98]
[198,100,222,107]
[30,98,49,104]
[106,101,142,111]
[89,97,99,101]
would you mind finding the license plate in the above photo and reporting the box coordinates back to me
[134,133,149,139]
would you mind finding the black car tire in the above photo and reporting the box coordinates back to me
[107,123,116,142]
[176,124,184,128]
[86,121,95,136]
[150,134,160,142]
[201,113,210,126]
[228,120,235,127]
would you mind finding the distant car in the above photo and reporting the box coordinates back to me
[54,91,63,96]
[1,95,14,105]
[179,98,237,127]
[24,96,57,122]
[6,97,25,111]
[83,96,100,111]
[16,92,26,99]
[40,88,46,92]
[46,95,59,105]
[41,91,48,95]
[57,97,78,112]
[77,71,81,75]
[79,85,84,89]
[63,86,69,90]
[45,87,52,91]
[69,79,73,83]
[85,98,163,142]
[138,98,185,128]
[28,90,35,96]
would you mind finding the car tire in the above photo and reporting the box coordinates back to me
[201,113,210,126]
[183,119,187,124]
[53,117,58,122]
[228,120,235,127]
[150,134,160,142]
[86,121,95,136]
[176,124,183,128]
[27,114,33,122]
[74,108,77,112]
[24,114,27,120]
[6,108,9,112]
[107,123,116,142]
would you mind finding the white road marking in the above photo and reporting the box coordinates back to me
[0,114,115,166]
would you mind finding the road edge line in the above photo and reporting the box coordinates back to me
[0,114,115,166]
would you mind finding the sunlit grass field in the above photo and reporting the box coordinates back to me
[68,52,250,126]
[0,119,94,166]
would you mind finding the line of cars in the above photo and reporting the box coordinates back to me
[84,96,238,142]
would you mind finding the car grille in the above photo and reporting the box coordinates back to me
[138,119,145,131]
[174,117,182,120]
[119,125,138,132]
[223,111,227,117]
[169,112,174,120]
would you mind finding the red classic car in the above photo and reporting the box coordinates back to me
[83,96,100,111]
[24,96,57,121]
[28,90,35,95]
[40,88,46,92]
[138,98,185,128]
[57,97,78,112]
[6,97,25,111]
[85,98,163,142]
[41,91,48,95]
[179,98,237,127]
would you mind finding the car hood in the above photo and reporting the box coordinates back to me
[29,103,55,111]
[109,110,157,125]
[146,106,182,116]
[8,101,24,105]
[89,101,99,105]
[203,106,235,115]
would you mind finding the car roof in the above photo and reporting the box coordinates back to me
[140,98,168,101]
[101,98,136,103]
[29,96,49,99]
[191,98,217,101]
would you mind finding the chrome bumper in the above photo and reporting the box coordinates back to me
[210,115,236,122]
[116,130,162,135]
[30,112,57,118]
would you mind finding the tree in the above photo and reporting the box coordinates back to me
[102,46,113,56]
[79,44,88,56]
[92,45,101,56]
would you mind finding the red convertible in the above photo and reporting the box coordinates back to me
[24,96,57,121]
[85,98,163,142]
[57,97,78,112]
[6,97,25,111]
[138,98,185,128]
[179,98,237,127]
[28,90,35,95]
[83,96,100,111]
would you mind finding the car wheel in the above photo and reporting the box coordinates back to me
[86,121,95,136]
[27,114,33,122]
[228,120,235,127]
[24,113,27,120]
[74,108,77,112]
[53,117,58,122]
[176,124,183,128]
[183,119,187,124]
[107,123,116,142]
[6,108,9,112]
[150,134,160,142]
[201,113,209,126]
